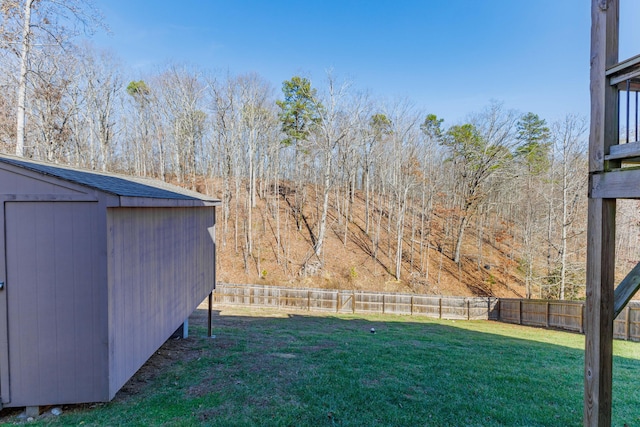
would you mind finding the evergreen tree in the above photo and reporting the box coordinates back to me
[515,112,551,175]
[276,76,320,147]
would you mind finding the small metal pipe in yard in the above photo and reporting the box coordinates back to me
[208,292,212,337]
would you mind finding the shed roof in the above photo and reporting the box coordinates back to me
[0,155,221,207]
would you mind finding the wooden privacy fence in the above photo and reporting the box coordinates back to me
[214,284,498,320]
[213,285,640,342]
[498,298,640,342]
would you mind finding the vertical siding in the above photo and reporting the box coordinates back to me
[4,202,108,406]
[107,207,215,397]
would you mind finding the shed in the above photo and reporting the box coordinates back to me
[0,154,220,410]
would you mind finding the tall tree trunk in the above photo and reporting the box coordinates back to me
[16,0,34,157]
[454,213,470,265]
[364,165,371,234]
[314,151,332,259]
[560,158,569,300]
[394,189,408,280]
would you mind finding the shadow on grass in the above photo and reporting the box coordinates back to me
[7,306,640,427]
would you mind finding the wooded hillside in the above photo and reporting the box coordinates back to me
[1,37,639,298]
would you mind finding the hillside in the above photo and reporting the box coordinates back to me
[202,178,527,298]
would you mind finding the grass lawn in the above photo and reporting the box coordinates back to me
[4,305,640,426]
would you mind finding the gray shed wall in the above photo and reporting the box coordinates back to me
[106,207,216,397]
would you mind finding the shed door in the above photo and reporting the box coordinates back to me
[1,201,100,406]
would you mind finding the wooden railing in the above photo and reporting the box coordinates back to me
[214,284,498,320]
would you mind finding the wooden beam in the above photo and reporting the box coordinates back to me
[606,141,640,160]
[591,168,640,199]
[585,1,618,426]
[606,53,640,88]
[606,52,640,76]
[613,261,640,318]
[610,75,640,91]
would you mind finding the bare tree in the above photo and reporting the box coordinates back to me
[442,102,517,264]
[28,47,78,161]
[237,73,275,257]
[77,45,121,170]
[310,72,365,262]
[552,114,587,299]
[155,65,207,187]
[1,0,103,156]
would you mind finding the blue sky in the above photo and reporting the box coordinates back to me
[91,0,640,126]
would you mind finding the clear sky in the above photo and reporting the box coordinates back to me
[91,0,640,126]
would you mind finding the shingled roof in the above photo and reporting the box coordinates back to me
[0,155,220,207]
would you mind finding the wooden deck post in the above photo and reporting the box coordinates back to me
[585,199,616,427]
[585,1,618,426]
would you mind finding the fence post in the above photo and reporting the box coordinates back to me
[467,299,470,320]
[626,306,631,341]
[410,296,414,315]
[308,290,311,311]
[353,290,356,314]
[382,294,386,314]
[250,287,253,306]
[546,301,550,328]
[518,300,522,325]
[439,298,443,319]
[336,291,340,313]
[580,303,585,334]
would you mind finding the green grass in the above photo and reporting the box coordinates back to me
[8,306,640,426]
